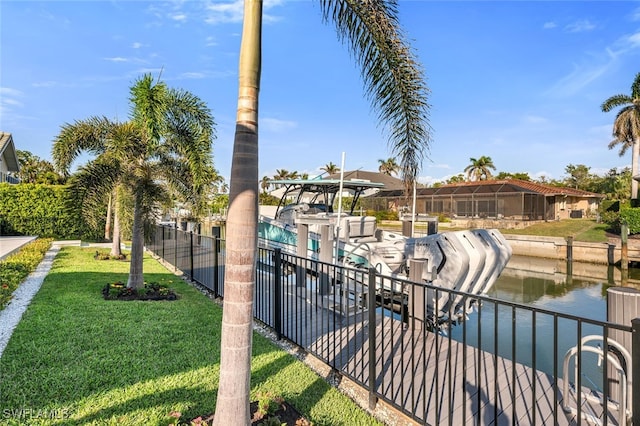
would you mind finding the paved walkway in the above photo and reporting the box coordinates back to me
[0,236,37,261]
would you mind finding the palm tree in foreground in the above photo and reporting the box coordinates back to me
[214,1,431,424]
[464,156,496,181]
[602,72,640,201]
[53,74,215,289]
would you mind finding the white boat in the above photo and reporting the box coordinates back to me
[258,179,512,321]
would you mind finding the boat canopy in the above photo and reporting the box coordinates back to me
[269,179,385,215]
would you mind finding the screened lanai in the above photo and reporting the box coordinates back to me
[365,179,603,221]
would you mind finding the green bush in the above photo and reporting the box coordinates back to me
[366,209,399,221]
[0,183,102,240]
[0,238,52,309]
[620,206,640,235]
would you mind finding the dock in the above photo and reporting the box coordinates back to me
[257,277,624,425]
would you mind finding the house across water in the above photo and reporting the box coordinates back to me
[364,179,604,226]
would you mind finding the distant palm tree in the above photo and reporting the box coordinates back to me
[320,162,340,175]
[214,1,431,423]
[273,169,290,180]
[602,72,640,201]
[53,74,215,289]
[464,156,496,181]
[378,157,400,176]
[260,176,270,194]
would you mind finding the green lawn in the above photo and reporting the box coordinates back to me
[499,219,611,242]
[0,247,381,426]
[383,218,613,243]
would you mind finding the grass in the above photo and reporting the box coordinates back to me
[382,218,612,243]
[0,247,382,426]
[499,219,611,242]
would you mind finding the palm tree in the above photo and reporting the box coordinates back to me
[602,72,640,201]
[214,1,431,424]
[320,161,340,175]
[260,175,270,194]
[273,169,290,180]
[53,74,215,289]
[378,157,400,176]
[464,156,496,181]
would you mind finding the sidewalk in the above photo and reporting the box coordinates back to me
[0,236,37,261]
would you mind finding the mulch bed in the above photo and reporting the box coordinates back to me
[102,281,179,301]
[187,400,310,425]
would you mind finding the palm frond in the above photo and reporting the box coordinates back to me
[319,0,431,192]
[129,73,168,146]
[68,159,122,229]
[52,116,115,174]
[631,72,640,99]
[601,94,632,112]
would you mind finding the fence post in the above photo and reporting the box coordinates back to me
[368,267,378,410]
[632,318,640,426]
[213,236,219,298]
[162,226,165,260]
[274,248,282,340]
[189,231,194,281]
[174,229,178,271]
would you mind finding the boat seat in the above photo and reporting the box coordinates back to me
[338,216,378,242]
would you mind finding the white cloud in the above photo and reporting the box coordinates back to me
[204,0,284,25]
[630,7,640,21]
[2,98,23,107]
[132,42,143,49]
[524,115,548,124]
[0,87,24,97]
[543,27,640,97]
[543,22,557,30]
[565,19,596,33]
[104,57,129,62]
[261,117,297,132]
[171,13,187,22]
[204,0,244,24]
[205,36,217,47]
[32,81,58,88]
[179,72,205,79]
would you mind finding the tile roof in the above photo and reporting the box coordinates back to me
[374,179,604,198]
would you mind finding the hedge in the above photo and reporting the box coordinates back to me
[620,206,640,235]
[0,183,102,240]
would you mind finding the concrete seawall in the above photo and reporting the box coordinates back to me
[503,234,640,265]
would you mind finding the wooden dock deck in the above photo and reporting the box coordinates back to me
[260,281,623,426]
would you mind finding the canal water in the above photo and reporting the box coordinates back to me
[446,255,640,389]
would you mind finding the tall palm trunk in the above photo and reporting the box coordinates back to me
[213,1,261,424]
[126,191,145,289]
[632,138,639,202]
[104,192,112,240]
[110,207,122,257]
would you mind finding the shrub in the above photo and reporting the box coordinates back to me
[0,238,52,309]
[0,183,102,240]
[620,206,640,235]
[366,209,399,221]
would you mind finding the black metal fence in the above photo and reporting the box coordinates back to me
[147,225,640,425]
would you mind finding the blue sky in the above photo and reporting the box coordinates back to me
[2,1,640,186]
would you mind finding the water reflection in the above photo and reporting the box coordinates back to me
[486,255,640,317]
[447,256,640,387]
